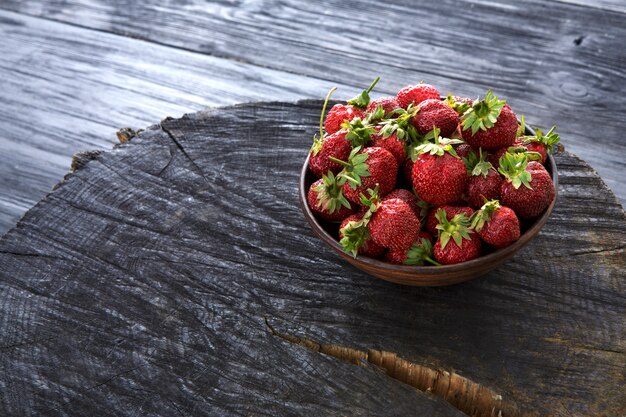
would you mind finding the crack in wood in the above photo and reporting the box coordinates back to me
[159,120,210,183]
[266,318,533,417]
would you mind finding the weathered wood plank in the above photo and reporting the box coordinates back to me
[2,0,625,206]
[550,0,626,14]
[0,11,359,234]
[1,101,624,416]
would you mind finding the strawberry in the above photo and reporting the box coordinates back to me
[309,130,352,177]
[310,87,353,176]
[385,231,439,265]
[499,152,555,219]
[370,127,406,164]
[323,77,380,134]
[518,126,560,165]
[461,90,518,150]
[324,105,363,135]
[307,172,354,222]
[455,143,475,158]
[332,146,398,205]
[411,128,467,206]
[368,197,421,251]
[471,200,520,249]
[402,159,414,183]
[411,98,459,138]
[383,189,424,220]
[366,96,401,116]
[433,209,481,265]
[339,213,385,258]
[425,205,474,236]
[464,148,503,208]
[339,187,419,254]
[396,83,440,109]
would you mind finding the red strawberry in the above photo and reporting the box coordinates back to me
[461,91,518,150]
[324,104,363,135]
[402,159,414,183]
[335,147,398,205]
[385,231,437,265]
[467,169,502,209]
[368,198,421,251]
[323,77,382,134]
[366,96,401,116]
[411,99,459,138]
[412,128,467,206]
[370,127,406,164]
[309,130,352,177]
[396,83,440,109]
[471,200,520,249]
[339,214,385,257]
[464,149,503,208]
[307,172,354,222]
[499,153,555,219]
[425,205,474,236]
[432,209,481,265]
[383,189,422,219]
[455,143,476,158]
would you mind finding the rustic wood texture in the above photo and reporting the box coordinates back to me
[1,0,626,235]
[0,10,353,233]
[1,102,624,416]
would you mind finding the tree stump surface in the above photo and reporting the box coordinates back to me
[1,101,624,416]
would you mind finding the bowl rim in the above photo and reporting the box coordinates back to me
[298,122,559,275]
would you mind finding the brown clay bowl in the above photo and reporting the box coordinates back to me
[298,125,558,286]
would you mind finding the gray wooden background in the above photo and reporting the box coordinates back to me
[0,0,625,234]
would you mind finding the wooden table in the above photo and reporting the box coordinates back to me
[1,0,625,233]
[1,1,625,416]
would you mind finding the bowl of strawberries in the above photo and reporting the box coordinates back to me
[299,78,559,286]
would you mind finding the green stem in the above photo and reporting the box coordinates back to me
[343,175,360,185]
[328,156,351,167]
[425,256,441,266]
[319,87,337,138]
[366,76,380,94]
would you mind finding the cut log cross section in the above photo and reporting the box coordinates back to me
[0,101,624,416]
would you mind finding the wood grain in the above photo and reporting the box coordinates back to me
[0,10,358,233]
[1,101,624,416]
[2,0,625,207]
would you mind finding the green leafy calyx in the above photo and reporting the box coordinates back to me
[445,94,471,115]
[463,148,493,177]
[470,199,500,232]
[339,187,380,257]
[403,237,440,266]
[312,171,351,214]
[520,126,560,154]
[341,117,376,148]
[414,127,464,158]
[461,90,506,135]
[498,152,532,190]
[339,220,370,258]
[435,209,473,250]
[331,147,371,190]
[377,104,420,142]
[347,76,380,109]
